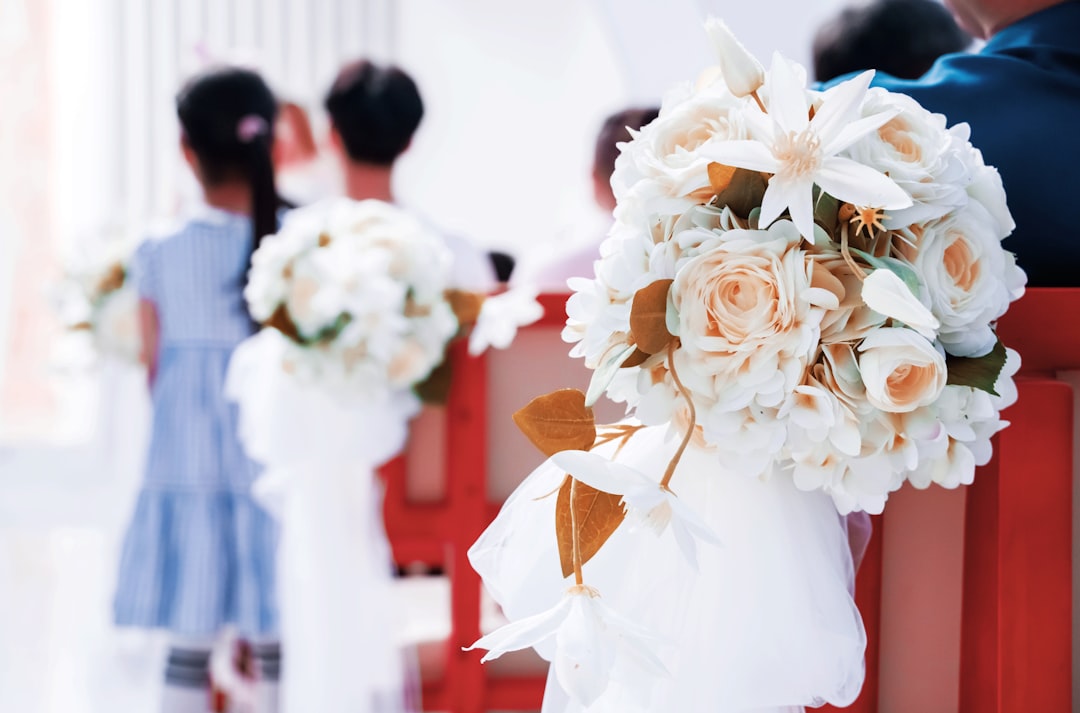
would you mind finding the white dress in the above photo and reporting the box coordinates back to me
[469,424,865,713]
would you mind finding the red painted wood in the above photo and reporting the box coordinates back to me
[997,289,1080,373]
[960,451,1000,712]
[959,377,1073,713]
[959,287,1076,713]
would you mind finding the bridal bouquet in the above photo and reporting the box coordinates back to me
[468,19,1024,712]
[54,240,140,365]
[227,197,539,713]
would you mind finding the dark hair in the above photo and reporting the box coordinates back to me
[593,106,660,202]
[324,60,424,166]
[176,67,280,289]
[487,251,516,283]
[813,0,971,82]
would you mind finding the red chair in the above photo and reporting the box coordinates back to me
[383,290,1073,712]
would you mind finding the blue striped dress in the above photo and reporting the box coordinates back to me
[114,207,278,638]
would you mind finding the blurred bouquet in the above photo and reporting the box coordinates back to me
[53,235,141,366]
[468,18,1025,712]
[242,197,539,400]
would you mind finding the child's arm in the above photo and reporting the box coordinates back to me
[138,298,160,386]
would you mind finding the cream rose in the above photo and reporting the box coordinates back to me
[613,87,748,225]
[858,328,946,413]
[915,200,1026,357]
[843,88,969,227]
[671,231,833,411]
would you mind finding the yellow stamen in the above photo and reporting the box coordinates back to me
[850,206,888,238]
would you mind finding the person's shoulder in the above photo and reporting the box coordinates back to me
[822,51,1005,119]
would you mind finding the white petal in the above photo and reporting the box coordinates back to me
[704,17,765,98]
[551,450,655,498]
[766,52,809,133]
[757,176,799,229]
[464,596,572,661]
[555,595,616,706]
[667,494,723,545]
[815,157,912,209]
[585,342,637,407]
[670,520,701,570]
[820,107,901,157]
[810,69,875,145]
[699,139,779,174]
[861,269,940,339]
[786,178,816,242]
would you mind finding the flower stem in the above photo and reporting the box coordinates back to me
[840,222,867,280]
[569,476,584,586]
[660,341,697,490]
[750,90,767,114]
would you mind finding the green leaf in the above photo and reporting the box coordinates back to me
[946,339,1007,396]
[814,190,839,234]
[849,248,921,295]
[715,168,767,219]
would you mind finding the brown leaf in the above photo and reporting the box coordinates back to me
[620,347,651,369]
[413,356,453,405]
[716,168,768,219]
[513,389,596,457]
[97,263,126,295]
[446,289,486,327]
[630,279,674,355]
[555,477,626,578]
[265,304,302,342]
[707,162,738,195]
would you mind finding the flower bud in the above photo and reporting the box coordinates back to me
[704,17,765,98]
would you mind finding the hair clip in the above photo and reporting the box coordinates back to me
[237,115,269,143]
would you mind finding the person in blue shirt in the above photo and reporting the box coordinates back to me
[840,0,1080,286]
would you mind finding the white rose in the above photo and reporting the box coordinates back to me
[858,328,946,413]
[613,87,748,225]
[915,200,1025,357]
[843,88,969,227]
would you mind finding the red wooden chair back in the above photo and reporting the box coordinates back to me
[383,289,1073,713]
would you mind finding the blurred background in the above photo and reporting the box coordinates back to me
[0,1,971,712]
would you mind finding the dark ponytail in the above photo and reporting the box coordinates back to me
[176,67,282,309]
[236,117,279,259]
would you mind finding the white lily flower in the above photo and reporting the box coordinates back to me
[465,585,667,707]
[551,450,721,570]
[861,269,940,339]
[701,55,912,241]
[704,18,765,98]
[468,287,544,355]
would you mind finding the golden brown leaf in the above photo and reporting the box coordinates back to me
[629,279,675,355]
[708,162,738,195]
[555,477,626,578]
[97,263,126,295]
[413,356,453,405]
[446,289,486,327]
[513,389,596,457]
[265,304,302,342]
